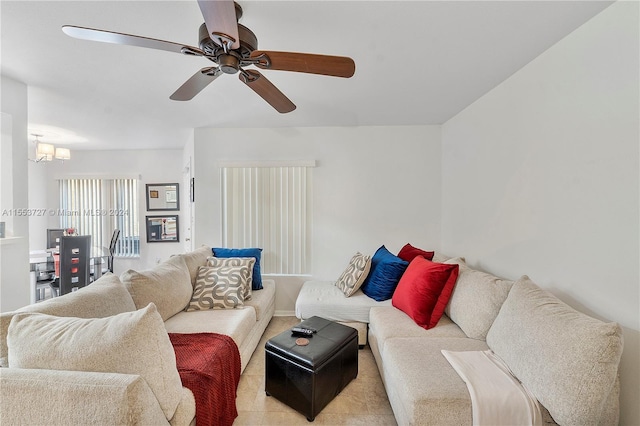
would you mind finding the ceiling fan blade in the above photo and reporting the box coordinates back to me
[170,67,222,101]
[198,0,240,50]
[249,51,356,78]
[62,25,204,56]
[239,69,296,114]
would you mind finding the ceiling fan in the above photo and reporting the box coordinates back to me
[62,0,355,113]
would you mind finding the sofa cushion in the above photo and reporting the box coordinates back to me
[206,256,255,301]
[244,279,276,322]
[7,303,183,421]
[296,280,392,324]
[443,258,513,340]
[186,265,246,310]
[397,243,435,262]
[368,306,466,357]
[486,276,623,426]
[392,257,459,329]
[361,245,409,301]
[0,273,135,368]
[335,252,372,297]
[164,307,257,350]
[177,245,212,288]
[379,337,489,426]
[212,247,263,290]
[121,255,192,321]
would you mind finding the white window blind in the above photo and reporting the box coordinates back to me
[59,178,139,256]
[221,164,312,275]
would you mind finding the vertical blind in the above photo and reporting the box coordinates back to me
[110,179,139,257]
[59,179,103,247]
[59,178,139,256]
[221,165,312,275]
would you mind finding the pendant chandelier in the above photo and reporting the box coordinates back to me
[30,134,71,163]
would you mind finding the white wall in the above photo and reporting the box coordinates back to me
[193,125,441,314]
[441,2,639,424]
[182,136,195,253]
[29,149,186,275]
[0,75,30,311]
[27,153,50,249]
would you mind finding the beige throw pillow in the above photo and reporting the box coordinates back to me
[335,252,372,297]
[486,276,623,425]
[443,258,513,340]
[19,272,135,318]
[121,255,192,321]
[186,264,249,310]
[176,245,212,288]
[206,256,255,301]
[7,303,183,421]
[0,273,136,368]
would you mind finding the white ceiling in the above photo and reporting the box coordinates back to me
[1,0,612,150]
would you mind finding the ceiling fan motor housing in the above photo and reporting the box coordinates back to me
[218,54,240,74]
[198,17,257,75]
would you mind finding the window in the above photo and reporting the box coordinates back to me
[221,162,313,275]
[58,178,139,256]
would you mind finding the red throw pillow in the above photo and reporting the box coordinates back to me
[392,257,459,329]
[397,243,435,262]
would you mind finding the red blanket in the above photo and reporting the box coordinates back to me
[169,333,241,426]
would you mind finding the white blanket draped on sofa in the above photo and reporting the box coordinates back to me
[441,350,542,426]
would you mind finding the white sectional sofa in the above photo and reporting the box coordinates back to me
[297,254,624,425]
[295,280,390,346]
[0,245,275,425]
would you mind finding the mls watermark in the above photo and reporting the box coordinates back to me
[1,208,129,217]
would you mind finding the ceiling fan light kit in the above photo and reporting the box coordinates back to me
[61,0,355,113]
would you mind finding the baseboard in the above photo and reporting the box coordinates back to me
[275,310,296,317]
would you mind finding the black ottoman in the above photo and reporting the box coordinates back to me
[265,316,358,421]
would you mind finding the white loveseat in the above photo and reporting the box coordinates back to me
[0,245,275,425]
[296,254,623,425]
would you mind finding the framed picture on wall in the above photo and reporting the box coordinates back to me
[146,183,179,211]
[146,215,179,243]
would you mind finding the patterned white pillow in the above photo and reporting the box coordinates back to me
[335,252,372,297]
[206,256,255,301]
[186,265,249,310]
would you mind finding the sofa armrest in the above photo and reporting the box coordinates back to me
[0,368,169,426]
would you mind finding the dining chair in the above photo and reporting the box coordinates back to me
[46,228,65,250]
[49,235,91,297]
[107,229,120,273]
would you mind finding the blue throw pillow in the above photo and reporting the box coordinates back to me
[361,245,409,301]
[212,247,263,290]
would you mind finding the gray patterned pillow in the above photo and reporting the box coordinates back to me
[186,265,249,310]
[335,252,372,297]
[206,256,255,301]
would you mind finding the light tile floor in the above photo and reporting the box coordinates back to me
[233,316,398,426]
